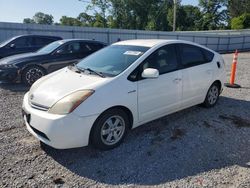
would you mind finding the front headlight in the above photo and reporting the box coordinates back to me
[48,90,95,115]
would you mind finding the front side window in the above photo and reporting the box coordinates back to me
[36,41,64,54]
[12,37,30,48]
[58,42,82,54]
[179,44,207,67]
[142,44,178,75]
[76,45,149,77]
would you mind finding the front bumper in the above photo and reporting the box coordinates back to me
[0,68,19,82]
[22,93,99,149]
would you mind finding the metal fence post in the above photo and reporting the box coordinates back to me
[242,35,246,50]
[227,37,230,52]
[217,37,220,52]
[71,30,75,38]
[107,30,110,44]
[135,32,137,39]
[205,36,208,48]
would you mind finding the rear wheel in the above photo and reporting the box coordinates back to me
[90,109,129,150]
[21,65,46,86]
[203,83,220,108]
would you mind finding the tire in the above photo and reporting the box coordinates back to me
[203,83,220,108]
[90,109,129,150]
[21,65,46,86]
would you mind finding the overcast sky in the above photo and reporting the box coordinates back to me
[0,0,199,23]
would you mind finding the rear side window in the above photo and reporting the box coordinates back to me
[88,43,104,51]
[33,37,56,46]
[179,44,209,67]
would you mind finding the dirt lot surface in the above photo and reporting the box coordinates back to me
[0,52,250,188]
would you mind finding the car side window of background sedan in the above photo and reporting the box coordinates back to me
[12,37,30,48]
[142,44,178,75]
[59,42,81,54]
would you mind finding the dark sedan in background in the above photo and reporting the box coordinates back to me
[0,35,62,59]
[0,39,106,85]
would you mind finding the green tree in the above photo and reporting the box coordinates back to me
[23,18,35,24]
[231,13,250,29]
[77,12,95,26]
[228,0,250,18]
[80,0,111,27]
[60,16,82,26]
[109,0,174,30]
[167,4,201,31]
[198,0,228,30]
[32,12,54,25]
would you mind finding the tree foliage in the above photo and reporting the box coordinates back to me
[23,18,35,24]
[228,0,250,18]
[60,16,82,26]
[198,0,228,30]
[231,13,250,29]
[23,12,54,25]
[22,1,250,31]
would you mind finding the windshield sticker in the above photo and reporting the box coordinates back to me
[124,51,142,56]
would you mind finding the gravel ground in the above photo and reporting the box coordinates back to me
[0,52,250,188]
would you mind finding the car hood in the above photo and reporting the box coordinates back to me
[0,52,46,65]
[28,67,110,108]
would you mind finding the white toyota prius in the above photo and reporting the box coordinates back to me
[22,39,226,150]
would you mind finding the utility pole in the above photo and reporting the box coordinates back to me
[173,0,177,32]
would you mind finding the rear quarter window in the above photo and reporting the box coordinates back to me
[202,48,214,62]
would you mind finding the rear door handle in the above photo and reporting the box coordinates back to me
[173,78,182,83]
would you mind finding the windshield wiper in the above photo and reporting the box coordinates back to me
[85,68,105,78]
[75,65,105,78]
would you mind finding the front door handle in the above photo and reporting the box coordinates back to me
[206,70,213,74]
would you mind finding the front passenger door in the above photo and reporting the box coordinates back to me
[48,42,82,72]
[137,44,182,122]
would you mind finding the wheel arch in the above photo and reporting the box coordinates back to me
[89,105,134,144]
[212,80,222,93]
[21,64,47,74]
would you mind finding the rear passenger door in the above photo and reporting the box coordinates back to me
[178,43,214,108]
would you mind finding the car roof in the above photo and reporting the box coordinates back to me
[113,39,196,48]
[13,34,62,39]
[58,39,106,44]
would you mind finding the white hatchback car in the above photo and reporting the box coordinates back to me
[22,39,226,150]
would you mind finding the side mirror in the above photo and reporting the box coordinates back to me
[141,68,159,79]
[53,49,63,55]
[9,43,16,49]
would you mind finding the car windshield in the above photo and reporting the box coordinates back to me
[76,45,149,77]
[36,41,64,54]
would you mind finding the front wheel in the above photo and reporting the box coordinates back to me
[21,65,46,86]
[203,83,220,108]
[90,109,129,150]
